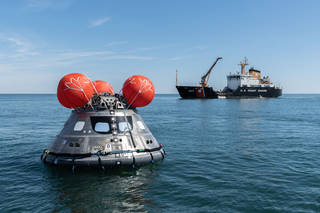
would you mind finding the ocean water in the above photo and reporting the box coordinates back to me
[0,94,320,213]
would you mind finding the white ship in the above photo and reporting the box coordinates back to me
[222,57,282,98]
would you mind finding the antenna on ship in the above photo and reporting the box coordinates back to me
[176,69,178,86]
[239,57,249,75]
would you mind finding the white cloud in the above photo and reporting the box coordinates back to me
[0,34,158,93]
[0,64,15,73]
[26,0,52,9]
[59,50,114,59]
[192,45,208,50]
[89,17,110,28]
[0,33,155,76]
[7,37,25,47]
[123,45,171,54]
[104,55,154,60]
[25,0,73,11]
[105,41,128,47]
[169,56,188,61]
[7,37,32,53]
[0,36,37,57]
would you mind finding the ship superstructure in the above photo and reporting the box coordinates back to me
[223,58,282,98]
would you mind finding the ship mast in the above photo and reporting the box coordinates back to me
[176,69,178,86]
[239,57,249,75]
[200,57,222,87]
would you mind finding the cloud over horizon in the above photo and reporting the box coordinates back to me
[0,33,156,76]
[89,17,110,28]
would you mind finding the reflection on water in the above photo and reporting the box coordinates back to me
[45,165,161,212]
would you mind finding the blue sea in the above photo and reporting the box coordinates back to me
[1,94,320,212]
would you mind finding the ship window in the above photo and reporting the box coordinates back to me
[74,121,85,131]
[94,122,110,133]
[118,122,132,132]
[137,121,145,130]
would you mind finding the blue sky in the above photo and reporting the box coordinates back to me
[0,0,319,93]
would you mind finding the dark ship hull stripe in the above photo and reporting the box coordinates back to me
[176,86,282,98]
[176,86,218,99]
[226,86,282,98]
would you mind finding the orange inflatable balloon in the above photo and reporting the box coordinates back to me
[57,73,95,109]
[122,75,155,107]
[93,80,114,95]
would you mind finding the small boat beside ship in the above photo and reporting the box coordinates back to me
[176,57,222,98]
[176,57,282,99]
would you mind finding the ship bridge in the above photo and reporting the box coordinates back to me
[227,58,275,91]
[227,73,260,91]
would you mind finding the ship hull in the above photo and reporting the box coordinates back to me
[176,86,218,99]
[225,86,282,98]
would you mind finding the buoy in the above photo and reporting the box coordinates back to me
[57,73,95,108]
[122,75,155,107]
[93,80,114,95]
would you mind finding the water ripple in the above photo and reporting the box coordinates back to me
[1,94,320,212]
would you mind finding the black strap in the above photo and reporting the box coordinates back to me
[98,155,104,171]
[43,154,47,163]
[160,151,164,160]
[132,154,136,168]
[150,152,154,163]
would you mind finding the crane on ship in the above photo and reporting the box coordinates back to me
[200,57,222,87]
